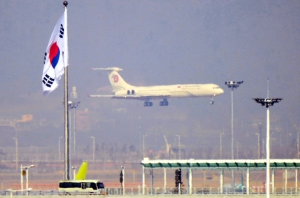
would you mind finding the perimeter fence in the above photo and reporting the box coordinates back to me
[1,187,299,196]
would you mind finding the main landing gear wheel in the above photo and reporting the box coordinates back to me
[159,99,169,106]
[144,101,153,107]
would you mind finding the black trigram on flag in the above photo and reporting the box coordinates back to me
[42,74,55,88]
[44,52,47,64]
[59,24,64,38]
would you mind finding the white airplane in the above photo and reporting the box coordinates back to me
[89,67,224,107]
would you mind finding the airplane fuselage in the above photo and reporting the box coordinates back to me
[115,84,223,98]
[90,67,224,106]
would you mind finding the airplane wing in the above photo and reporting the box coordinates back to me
[89,94,170,100]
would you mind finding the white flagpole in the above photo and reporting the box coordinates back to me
[63,0,70,181]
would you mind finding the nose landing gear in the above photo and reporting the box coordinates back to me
[210,97,215,105]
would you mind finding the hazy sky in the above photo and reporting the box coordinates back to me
[1,1,300,155]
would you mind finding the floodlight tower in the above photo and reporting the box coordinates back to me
[90,136,95,162]
[253,97,282,198]
[13,137,18,171]
[68,100,80,158]
[143,135,148,159]
[225,80,243,187]
[59,136,63,161]
[219,132,224,159]
[176,135,181,159]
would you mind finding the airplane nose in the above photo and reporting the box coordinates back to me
[220,88,224,94]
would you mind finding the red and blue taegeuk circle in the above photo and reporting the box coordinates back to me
[49,42,60,68]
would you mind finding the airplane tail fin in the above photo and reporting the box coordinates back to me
[75,161,88,180]
[91,67,133,92]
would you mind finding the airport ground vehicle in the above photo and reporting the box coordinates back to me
[58,180,105,195]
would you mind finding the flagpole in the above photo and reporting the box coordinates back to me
[63,0,70,181]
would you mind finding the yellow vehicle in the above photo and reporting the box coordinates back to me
[58,180,105,195]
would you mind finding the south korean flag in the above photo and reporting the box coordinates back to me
[42,9,68,96]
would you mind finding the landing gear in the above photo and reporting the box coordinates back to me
[210,97,214,105]
[159,99,169,106]
[144,101,153,107]
[143,99,169,107]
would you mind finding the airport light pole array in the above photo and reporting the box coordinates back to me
[176,135,181,159]
[295,125,300,159]
[68,101,80,158]
[58,136,63,161]
[143,135,147,159]
[298,131,300,159]
[225,80,243,187]
[253,97,282,198]
[219,132,224,159]
[255,132,261,159]
[253,122,263,159]
[91,136,95,162]
[139,127,142,159]
[13,137,18,171]
[225,81,243,159]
